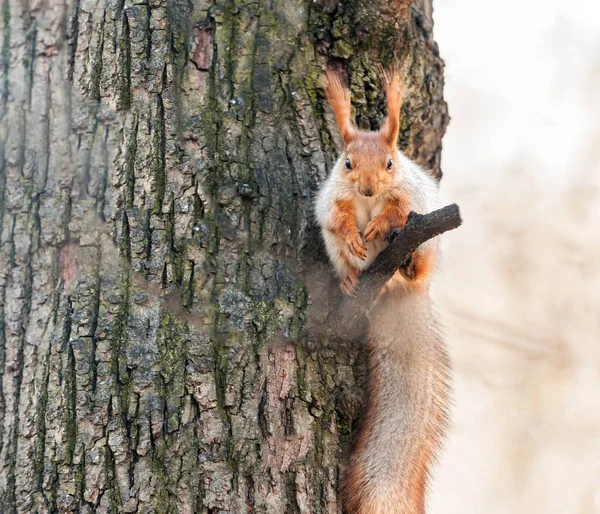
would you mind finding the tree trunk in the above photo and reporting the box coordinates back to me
[0,0,447,512]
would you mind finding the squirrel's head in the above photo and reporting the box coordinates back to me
[326,68,404,198]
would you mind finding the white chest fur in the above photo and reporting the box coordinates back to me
[353,195,386,233]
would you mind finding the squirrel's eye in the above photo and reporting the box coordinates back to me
[345,159,352,171]
[386,159,393,171]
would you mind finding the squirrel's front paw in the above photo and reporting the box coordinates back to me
[340,272,359,296]
[400,249,434,282]
[399,255,417,281]
[345,231,367,260]
[364,215,390,242]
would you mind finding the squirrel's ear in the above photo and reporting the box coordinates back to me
[325,69,356,148]
[380,67,405,149]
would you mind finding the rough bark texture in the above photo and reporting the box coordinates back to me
[0,0,448,512]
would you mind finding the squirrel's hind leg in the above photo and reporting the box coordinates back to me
[340,271,360,296]
[339,253,363,296]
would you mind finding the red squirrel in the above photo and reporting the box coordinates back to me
[315,69,450,514]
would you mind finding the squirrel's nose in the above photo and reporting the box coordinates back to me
[362,188,374,197]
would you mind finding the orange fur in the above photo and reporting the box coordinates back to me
[342,360,382,514]
[328,199,359,237]
[328,199,367,287]
[400,246,437,286]
[324,69,411,292]
[364,193,411,242]
[342,329,440,514]
[316,69,448,514]
[341,132,400,198]
[380,67,405,149]
[341,275,450,514]
[339,252,362,295]
[326,69,357,147]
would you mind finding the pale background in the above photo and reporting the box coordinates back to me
[431,1,600,513]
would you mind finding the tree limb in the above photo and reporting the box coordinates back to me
[332,203,462,340]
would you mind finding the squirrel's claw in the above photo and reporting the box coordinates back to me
[399,249,434,283]
[346,231,367,260]
[364,215,389,242]
[399,256,416,281]
[340,273,359,296]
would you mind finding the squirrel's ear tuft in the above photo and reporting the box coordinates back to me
[325,69,356,148]
[379,67,405,149]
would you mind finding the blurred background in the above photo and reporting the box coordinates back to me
[431,1,600,512]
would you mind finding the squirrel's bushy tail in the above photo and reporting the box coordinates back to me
[342,279,450,514]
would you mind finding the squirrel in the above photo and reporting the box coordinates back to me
[315,68,450,514]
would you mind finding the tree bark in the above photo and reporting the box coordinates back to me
[0,0,448,512]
